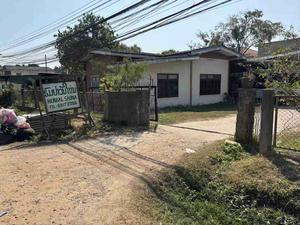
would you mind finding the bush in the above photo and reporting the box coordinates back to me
[0,84,16,107]
[101,60,147,91]
[211,140,245,164]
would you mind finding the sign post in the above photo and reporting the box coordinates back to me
[42,81,81,113]
[32,74,94,137]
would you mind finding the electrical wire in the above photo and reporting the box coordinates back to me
[1,0,242,65]
[0,0,120,52]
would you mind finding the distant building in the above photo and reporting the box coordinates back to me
[0,65,55,90]
[241,48,258,58]
[0,65,54,76]
[258,38,300,58]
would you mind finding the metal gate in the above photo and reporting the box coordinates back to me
[128,86,158,122]
[273,95,300,151]
[84,85,158,122]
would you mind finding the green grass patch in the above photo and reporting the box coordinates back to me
[144,141,300,225]
[277,132,300,151]
[158,103,237,125]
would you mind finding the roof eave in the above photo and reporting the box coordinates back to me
[191,46,245,60]
[248,50,300,62]
[90,50,158,58]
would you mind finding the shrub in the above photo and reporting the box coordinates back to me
[0,84,16,107]
[211,140,246,164]
[101,59,147,91]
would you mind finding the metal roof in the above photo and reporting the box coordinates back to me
[247,50,300,62]
[2,65,54,71]
[83,45,244,63]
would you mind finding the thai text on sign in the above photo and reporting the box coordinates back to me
[42,81,80,113]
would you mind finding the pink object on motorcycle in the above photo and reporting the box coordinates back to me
[0,108,18,126]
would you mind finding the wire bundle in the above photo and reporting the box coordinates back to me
[0,0,241,65]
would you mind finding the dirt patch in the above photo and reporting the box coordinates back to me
[0,115,237,225]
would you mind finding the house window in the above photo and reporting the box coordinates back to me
[200,74,221,95]
[157,73,178,98]
[90,75,100,88]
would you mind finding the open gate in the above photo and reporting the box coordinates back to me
[273,95,300,151]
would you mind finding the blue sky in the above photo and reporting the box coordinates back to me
[0,0,299,66]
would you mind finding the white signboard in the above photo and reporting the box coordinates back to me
[42,81,80,113]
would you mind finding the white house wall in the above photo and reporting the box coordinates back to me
[139,58,229,108]
[192,58,229,105]
[141,61,191,108]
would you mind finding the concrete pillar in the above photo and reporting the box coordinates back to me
[235,88,256,144]
[259,89,274,155]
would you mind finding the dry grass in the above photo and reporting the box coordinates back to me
[225,156,296,192]
[139,141,300,225]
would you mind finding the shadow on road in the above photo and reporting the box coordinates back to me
[165,125,234,136]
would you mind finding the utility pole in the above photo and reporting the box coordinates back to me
[45,54,48,72]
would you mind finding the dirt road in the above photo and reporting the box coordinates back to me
[0,115,236,225]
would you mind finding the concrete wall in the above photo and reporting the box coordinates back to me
[139,58,229,108]
[104,90,150,126]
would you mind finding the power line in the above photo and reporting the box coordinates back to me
[0,0,153,58]
[116,0,215,40]
[0,0,120,52]
[0,0,101,48]
[1,0,242,65]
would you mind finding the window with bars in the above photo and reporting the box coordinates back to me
[157,73,178,98]
[90,75,100,88]
[200,74,221,95]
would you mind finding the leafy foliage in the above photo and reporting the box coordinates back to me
[190,10,296,54]
[161,49,178,55]
[0,84,16,107]
[117,43,142,53]
[54,13,141,73]
[255,48,300,91]
[55,13,117,73]
[101,60,147,91]
[211,141,245,164]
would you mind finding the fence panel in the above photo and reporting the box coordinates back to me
[273,95,300,151]
[79,91,104,112]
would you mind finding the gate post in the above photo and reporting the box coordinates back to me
[235,78,256,145]
[259,89,274,155]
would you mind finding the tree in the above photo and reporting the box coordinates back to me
[101,60,147,91]
[255,49,300,91]
[55,13,117,73]
[54,65,67,74]
[161,49,177,55]
[117,43,141,53]
[55,13,141,73]
[190,10,297,55]
[28,64,39,67]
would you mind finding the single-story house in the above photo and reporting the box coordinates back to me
[0,65,55,90]
[82,46,244,108]
[0,65,54,76]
